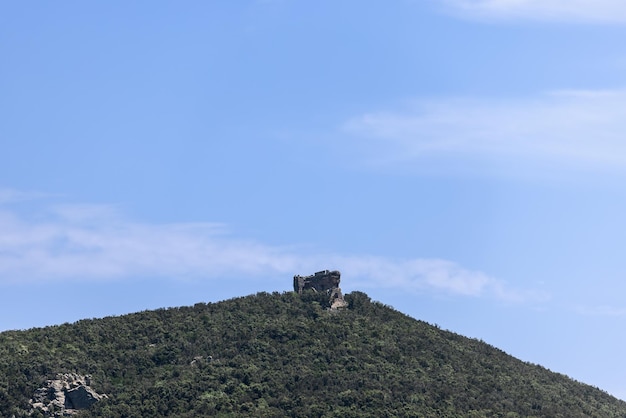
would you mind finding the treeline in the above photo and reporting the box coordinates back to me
[1,291,625,417]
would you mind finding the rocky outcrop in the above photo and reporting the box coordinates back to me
[329,287,349,310]
[293,270,348,309]
[30,373,107,417]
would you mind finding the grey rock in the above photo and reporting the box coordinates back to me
[65,385,102,409]
[29,373,107,417]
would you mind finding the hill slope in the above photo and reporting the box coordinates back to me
[1,291,625,417]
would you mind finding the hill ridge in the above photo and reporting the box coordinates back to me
[1,290,625,417]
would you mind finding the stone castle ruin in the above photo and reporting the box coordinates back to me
[293,270,348,309]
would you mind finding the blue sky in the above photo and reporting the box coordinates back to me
[3,0,626,399]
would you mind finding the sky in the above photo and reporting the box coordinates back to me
[2,0,626,399]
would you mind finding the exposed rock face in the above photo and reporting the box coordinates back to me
[30,373,107,417]
[66,385,101,409]
[293,270,348,309]
[329,287,349,310]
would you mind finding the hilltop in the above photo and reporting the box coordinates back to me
[1,290,625,417]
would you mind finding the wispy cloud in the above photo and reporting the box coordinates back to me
[575,305,626,317]
[440,0,626,23]
[331,255,546,303]
[0,190,544,303]
[0,188,59,204]
[342,89,626,173]
[0,201,296,282]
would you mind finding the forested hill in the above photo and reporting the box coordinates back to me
[1,291,625,417]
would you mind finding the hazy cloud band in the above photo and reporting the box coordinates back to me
[441,0,626,23]
[0,190,543,303]
[343,89,626,171]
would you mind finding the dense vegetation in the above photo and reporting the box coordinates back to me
[1,291,625,417]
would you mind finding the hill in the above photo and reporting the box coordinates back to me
[1,290,625,417]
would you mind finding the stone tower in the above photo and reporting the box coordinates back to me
[293,270,348,309]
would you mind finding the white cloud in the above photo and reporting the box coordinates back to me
[343,89,626,172]
[0,205,295,281]
[0,196,544,304]
[0,188,58,204]
[576,305,626,317]
[441,0,626,23]
[334,255,545,303]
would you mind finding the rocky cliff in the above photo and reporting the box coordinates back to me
[30,373,107,417]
